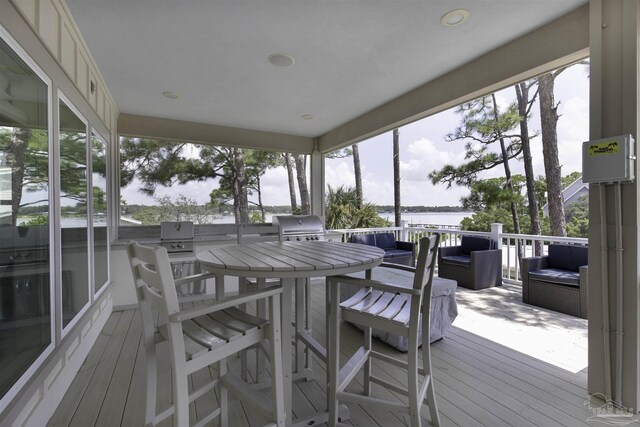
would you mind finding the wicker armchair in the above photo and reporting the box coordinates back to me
[437,235,502,290]
[522,244,588,318]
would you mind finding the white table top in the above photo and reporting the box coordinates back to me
[196,241,385,278]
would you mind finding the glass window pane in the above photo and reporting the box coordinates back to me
[59,100,88,327]
[0,37,50,399]
[92,133,108,292]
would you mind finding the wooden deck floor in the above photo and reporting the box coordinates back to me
[48,281,596,427]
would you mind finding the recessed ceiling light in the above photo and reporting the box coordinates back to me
[441,9,469,27]
[301,114,313,120]
[268,53,295,67]
[162,91,179,99]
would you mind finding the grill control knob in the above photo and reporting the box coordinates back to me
[296,237,301,241]
[306,236,310,241]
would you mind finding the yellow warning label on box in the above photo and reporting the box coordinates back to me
[588,141,620,156]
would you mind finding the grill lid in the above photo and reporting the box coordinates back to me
[160,221,194,240]
[272,215,325,235]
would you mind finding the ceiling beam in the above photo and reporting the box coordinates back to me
[318,4,590,154]
[118,113,314,154]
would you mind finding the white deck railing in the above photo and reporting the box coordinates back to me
[329,222,588,285]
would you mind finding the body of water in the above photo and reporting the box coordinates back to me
[379,211,472,227]
[117,211,473,227]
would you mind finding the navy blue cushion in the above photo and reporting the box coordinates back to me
[441,255,471,267]
[350,234,376,246]
[529,268,580,287]
[460,236,493,255]
[547,244,588,272]
[375,233,397,250]
[384,249,412,258]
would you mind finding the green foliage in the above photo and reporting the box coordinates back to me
[565,194,589,237]
[561,171,582,189]
[249,212,262,223]
[460,207,514,232]
[21,215,48,226]
[460,172,583,236]
[120,138,286,224]
[428,96,523,188]
[325,185,390,229]
[130,194,212,225]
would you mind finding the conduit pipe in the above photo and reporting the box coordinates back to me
[599,183,612,400]
[614,183,624,404]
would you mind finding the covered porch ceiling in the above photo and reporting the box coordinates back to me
[66,1,589,153]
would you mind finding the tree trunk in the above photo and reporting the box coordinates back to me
[293,154,310,214]
[256,176,265,222]
[352,143,362,209]
[491,94,521,236]
[283,153,298,213]
[515,82,543,255]
[9,128,31,226]
[232,148,249,224]
[538,72,567,237]
[393,129,401,227]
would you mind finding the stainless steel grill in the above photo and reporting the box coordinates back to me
[273,215,335,242]
[160,221,194,253]
[159,221,208,295]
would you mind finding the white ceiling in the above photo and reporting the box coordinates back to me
[66,0,587,138]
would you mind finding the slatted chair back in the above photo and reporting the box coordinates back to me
[414,233,440,316]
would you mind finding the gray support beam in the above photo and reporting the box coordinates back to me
[310,139,325,219]
[118,113,314,154]
[588,0,640,412]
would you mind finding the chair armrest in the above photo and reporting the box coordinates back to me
[169,286,282,322]
[521,256,549,302]
[395,240,415,252]
[379,262,416,273]
[327,274,421,296]
[174,272,219,286]
[522,256,549,274]
[439,245,461,258]
[470,249,501,262]
[471,249,502,286]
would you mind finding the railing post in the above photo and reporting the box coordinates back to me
[491,223,503,249]
[401,219,409,241]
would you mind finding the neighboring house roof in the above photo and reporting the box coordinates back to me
[542,175,589,217]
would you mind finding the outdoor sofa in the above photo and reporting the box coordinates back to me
[350,232,415,266]
[437,235,502,290]
[522,243,588,318]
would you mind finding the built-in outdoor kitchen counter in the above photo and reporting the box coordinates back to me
[111,222,284,308]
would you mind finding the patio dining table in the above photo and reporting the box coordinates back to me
[196,240,384,426]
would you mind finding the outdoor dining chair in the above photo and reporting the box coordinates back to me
[127,241,285,427]
[326,234,441,427]
[237,223,315,383]
[237,223,281,381]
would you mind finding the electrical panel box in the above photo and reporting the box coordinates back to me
[582,134,636,183]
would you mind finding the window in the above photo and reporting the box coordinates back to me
[0,34,51,399]
[59,98,89,328]
[91,132,108,293]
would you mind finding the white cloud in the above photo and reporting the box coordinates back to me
[557,95,588,174]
